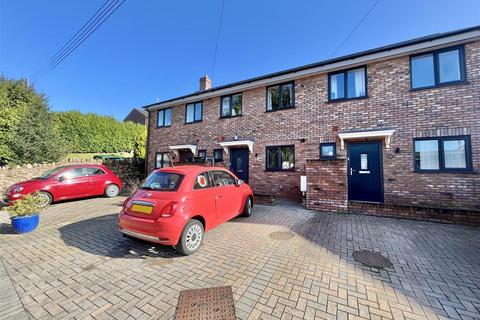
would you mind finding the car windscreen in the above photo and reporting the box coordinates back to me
[38,166,69,179]
[140,172,184,191]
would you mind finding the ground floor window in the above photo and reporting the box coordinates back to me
[320,143,336,159]
[155,152,171,168]
[266,145,295,171]
[414,135,472,172]
[213,148,223,162]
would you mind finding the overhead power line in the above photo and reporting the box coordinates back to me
[210,0,225,79]
[31,0,127,83]
[330,0,381,58]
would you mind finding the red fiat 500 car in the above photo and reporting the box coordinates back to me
[2,164,123,207]
[119,166,254,255]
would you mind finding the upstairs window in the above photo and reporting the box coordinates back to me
[329,67,367,101]
[221,93,242,118]
[266,146,295,171]
[157,108,172,127]
[414,136,472,172]
[185,101,203,123]
[411,46,466,89]
[267,82,294,111]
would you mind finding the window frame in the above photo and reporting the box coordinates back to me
[193,171,213,190]
[320,143,337,160]
[413,135,472,173]
[265,145,296,172]
[184,101,203,124]
[328,66,368,102]
[220,93,243,118]
[410,45,467,91]
[213,148,224,162]
[210,170,237,188]
[197,149,207,158]
[154,152,171,169]
[156,108,172,128]
[265,81,295,112]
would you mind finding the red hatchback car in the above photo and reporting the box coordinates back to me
[3,164,123,207]
[119,166,254,255]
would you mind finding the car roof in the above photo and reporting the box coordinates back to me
[158,165,229,175]
[59,164,106,169]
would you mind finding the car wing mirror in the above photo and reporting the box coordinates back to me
[236,179,244,186]
[58,176,66,182]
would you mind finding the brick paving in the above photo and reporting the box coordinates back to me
[0,197,479,320]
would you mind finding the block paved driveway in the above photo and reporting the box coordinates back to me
[0,197,479,320]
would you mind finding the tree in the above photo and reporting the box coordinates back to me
[0,77,64,165]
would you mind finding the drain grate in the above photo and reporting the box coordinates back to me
[353,250,392,270]
[175,286,236,320]
[269,231,295,241]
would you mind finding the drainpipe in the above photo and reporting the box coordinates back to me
[144,109,151,179]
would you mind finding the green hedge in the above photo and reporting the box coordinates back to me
[0,77,64,165]
[0,77,147,165]
[53,111,146,157]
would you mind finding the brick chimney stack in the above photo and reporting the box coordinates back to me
[199,75,212,91]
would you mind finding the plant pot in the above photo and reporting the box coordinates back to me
[11,214,39,234]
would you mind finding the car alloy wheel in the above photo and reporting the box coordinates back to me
[105,184,120,197]
[185,224,203,251]
[36,192,52,208]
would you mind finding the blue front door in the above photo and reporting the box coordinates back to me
[348,141,383,202]
[230,148,249,183]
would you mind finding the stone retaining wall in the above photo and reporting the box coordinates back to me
[0,158,145,193]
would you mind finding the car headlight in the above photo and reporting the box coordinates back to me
[13,186,24,193]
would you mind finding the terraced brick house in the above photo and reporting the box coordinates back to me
[142,26,480,225]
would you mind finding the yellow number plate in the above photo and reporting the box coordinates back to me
[131,204,153,214]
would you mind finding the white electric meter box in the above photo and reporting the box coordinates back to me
[300,176,307,192]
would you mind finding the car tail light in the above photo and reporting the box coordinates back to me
[160,201,178,218]
[123,197,132,208]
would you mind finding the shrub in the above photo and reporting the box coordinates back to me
[5,192,47,217]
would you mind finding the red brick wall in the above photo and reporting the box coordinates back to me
[147,41,480,212]
[305,159,348,212]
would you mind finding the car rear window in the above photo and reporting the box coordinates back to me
[141,172,184,191]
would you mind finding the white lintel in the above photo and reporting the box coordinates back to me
[338,129,395,150]
[219,140,254,154]
[169,144,197,156]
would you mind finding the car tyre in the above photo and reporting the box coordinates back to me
[176,219,204,255]
[242,197,253,217]
[105,184,120,198]
[36,191,52,208]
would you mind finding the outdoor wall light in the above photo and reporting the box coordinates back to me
[395,147,400,154]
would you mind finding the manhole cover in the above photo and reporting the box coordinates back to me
[175,286,236,320]
[269,231,295,241]
[353,250,392,269]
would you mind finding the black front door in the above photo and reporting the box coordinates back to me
[230,148,249,183]
[348,141,383,202]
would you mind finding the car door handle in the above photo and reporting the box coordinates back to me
[216,195,223,199]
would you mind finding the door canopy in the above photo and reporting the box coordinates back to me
[218,140,254,154]
[338,129,395,150]
[169,144,197,156]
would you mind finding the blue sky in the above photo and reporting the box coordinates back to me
[1,0,479,120]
